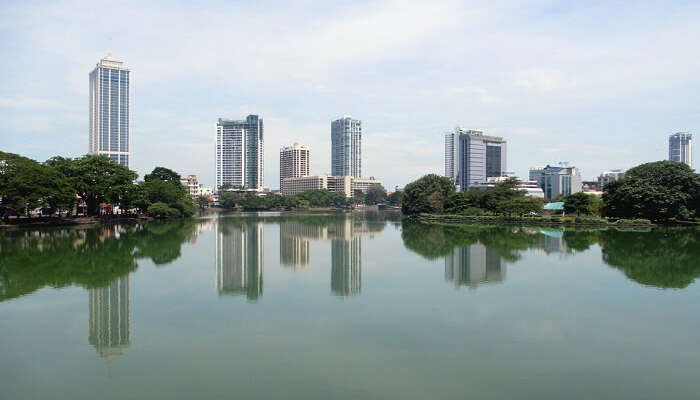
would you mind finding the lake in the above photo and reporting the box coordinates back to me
[1,211,699,399]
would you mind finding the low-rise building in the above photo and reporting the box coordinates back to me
[597,169,625,190]
[472,176,544,198]
[529,164,583,199]
[180,174,200,197]
[351,177,383,194]
[281,175,352,197]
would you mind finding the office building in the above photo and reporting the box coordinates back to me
[530,164,583,199]
[331,116,362,177]
[216,115,264,191]
[473,176,544,198]
[89,276,130,358]
[281,175,352,197]
[280,143,310,189]
[597,170,625,190]
[668,132,692,167]
[89,54,130,167]
[458,130,507,191]
[444,127,462,186]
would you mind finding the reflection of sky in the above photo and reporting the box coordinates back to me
[1,217,699,399]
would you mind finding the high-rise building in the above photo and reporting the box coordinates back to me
[89,276,130,358]
[279,143,310,189]
[89,54,130,168]
[457,130,507,191]
[216,115,264,191]
[530,164,583,199]
[669,132,693,167]
[331,116,362,177]
[444,127,462,186]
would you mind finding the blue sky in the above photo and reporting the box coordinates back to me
[1,0,698,189]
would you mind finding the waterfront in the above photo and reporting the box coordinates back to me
[1,212,699,399]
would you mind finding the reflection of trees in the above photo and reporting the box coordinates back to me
[0,220,199,302]
[599,228,700,289]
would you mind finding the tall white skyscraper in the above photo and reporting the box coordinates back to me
[216,115,264,191]
[331,116,362,177]
[279,143,310,189]
[669,132,692,167]
[89,54,130,167]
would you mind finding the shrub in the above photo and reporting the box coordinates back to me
[147,202,180,218]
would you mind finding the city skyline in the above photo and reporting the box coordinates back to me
[1,2,698,190]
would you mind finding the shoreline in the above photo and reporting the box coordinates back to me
[412,214,663,227]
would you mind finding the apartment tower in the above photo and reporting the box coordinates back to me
[331,116,362,177]
[216,115,264,191]
[279,143,310,189]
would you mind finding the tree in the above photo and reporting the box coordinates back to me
[479,178,526,213]
[602,161,700,221]
[401,174,455,215]
[563,192,597,215]
[387,191,402,206]
[144,167,181,186]
[364,184,387,205]
[497,196,543,216]
[59,155,137,215]
[196,195,211,210]
[352,190,366,205]
[444,190,482,214]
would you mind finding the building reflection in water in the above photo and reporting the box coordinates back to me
[215,220,264,300]
[445,244,506,289]
[280,217,382,297]
[89,276,130,359]
[538,229,570,255]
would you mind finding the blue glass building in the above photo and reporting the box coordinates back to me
[89,54,130,168]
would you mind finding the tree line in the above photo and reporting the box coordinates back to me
[0,151,195,219]
[400,161,700,223]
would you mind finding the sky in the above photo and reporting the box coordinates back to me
[1,0,698,189]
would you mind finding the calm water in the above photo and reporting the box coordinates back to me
[1,212,699,399]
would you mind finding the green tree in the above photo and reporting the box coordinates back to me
[387,190,402,205]
[479,178,525,213]
[602,161,700,221]
[144,166,182,186]
[444,190,482,214]
[564,192,597,215]
[364,184,387,205]
[497,196,543,216]
[62,155,137,215]
[196,195,211,210]
[401,174,455,215]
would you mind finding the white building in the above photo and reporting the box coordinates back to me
[331,116,362,178]
[669,132,692,167]
[444,127,461,187]
[216,115,264,192]
[529,164,583,199]
[351,177,383,194]
[180,174,200,197]
[280,143,310,189]
[473,176,544,198]
[89,54,130,167]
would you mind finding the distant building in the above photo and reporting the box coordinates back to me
[668,132,692,167]
[281,175,352,197]
[597,170,625,190]
[331,116,362,178]
[530,164,583,199]
[216,115,264,192]
[279,143,310,189]
[444,127,462,187]
[458,130,507,191]
[89,54,130,167]
[180,174,200,197]
[472,176,544,198]
[351,177,382,194]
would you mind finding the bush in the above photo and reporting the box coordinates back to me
[147,202,180,218]
[563,217,575,224]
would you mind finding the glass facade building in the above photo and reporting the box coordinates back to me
[668,132,693,167]
[89,54,130,167]
[331,116,362,178]
[457,130,507,191]
[216,115,264,191]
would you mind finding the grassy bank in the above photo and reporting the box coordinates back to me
[414,213,656,227]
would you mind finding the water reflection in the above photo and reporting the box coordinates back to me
[89,276,130,359]
[215,219,264,300]
[402,221,700,289]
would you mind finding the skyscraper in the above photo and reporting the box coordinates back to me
[457,130,507,191]
[216,115,264,191]
[444,127,462,186]
[279,143,310,189]
[331,116,362,177]
[89,54,130,167]
[669,132,693,167]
